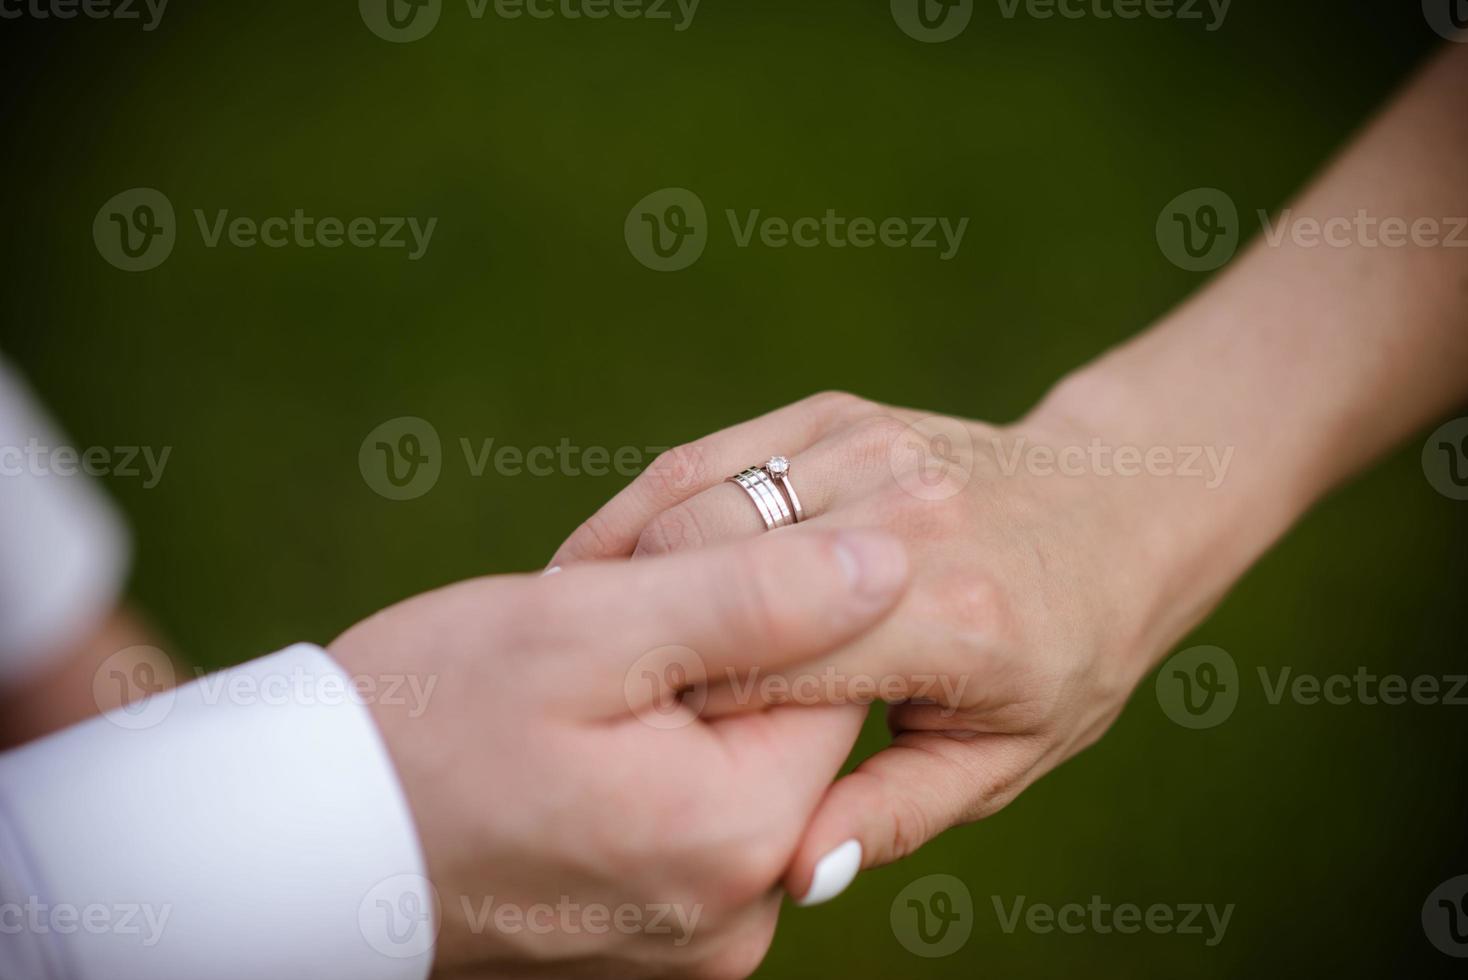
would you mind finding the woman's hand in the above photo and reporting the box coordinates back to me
[329,527,909,979]
[548,390,1235,904]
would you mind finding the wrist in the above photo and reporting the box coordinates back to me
[1016,360,1312,668]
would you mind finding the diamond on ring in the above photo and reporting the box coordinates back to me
[766,456,790,478]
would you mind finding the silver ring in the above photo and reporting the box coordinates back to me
[728,456,803,531]
[764,455,804,524]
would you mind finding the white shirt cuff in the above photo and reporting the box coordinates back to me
[0,644,434,980]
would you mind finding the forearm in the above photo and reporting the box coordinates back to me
[1028,44,1468,654]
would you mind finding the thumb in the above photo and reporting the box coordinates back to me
[784,734,1025,907]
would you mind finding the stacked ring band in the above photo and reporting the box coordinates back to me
[729,456,803,531]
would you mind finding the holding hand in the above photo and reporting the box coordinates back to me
[331,527,909,978]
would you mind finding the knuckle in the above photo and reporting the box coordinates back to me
[948,573,1014,645]
[645,442,711,502]
[634,504,706,557]
[847,414,911,469]
[805,389,877,425]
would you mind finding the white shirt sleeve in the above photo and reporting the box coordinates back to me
[0,356,131,686]
[0,643,435,980]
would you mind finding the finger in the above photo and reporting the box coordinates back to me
[784,733,1046,906]
[629,422,899,559]
[526,528,910,716]
[711,702,866,810]
[549,392,867,566]
[694,582,1016,718]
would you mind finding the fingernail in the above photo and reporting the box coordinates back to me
[833,531,907,601]
[541,565,562,577]
[795,839,862,907]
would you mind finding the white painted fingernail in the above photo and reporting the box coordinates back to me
[541,565,562,577]
[795,839,862,907]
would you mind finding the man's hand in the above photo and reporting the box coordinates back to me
[329,528,909,979]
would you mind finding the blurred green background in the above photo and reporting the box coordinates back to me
[2,1,1466,976]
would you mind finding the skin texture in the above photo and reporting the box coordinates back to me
[551,45,1468,902]
[328,529,910,979]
